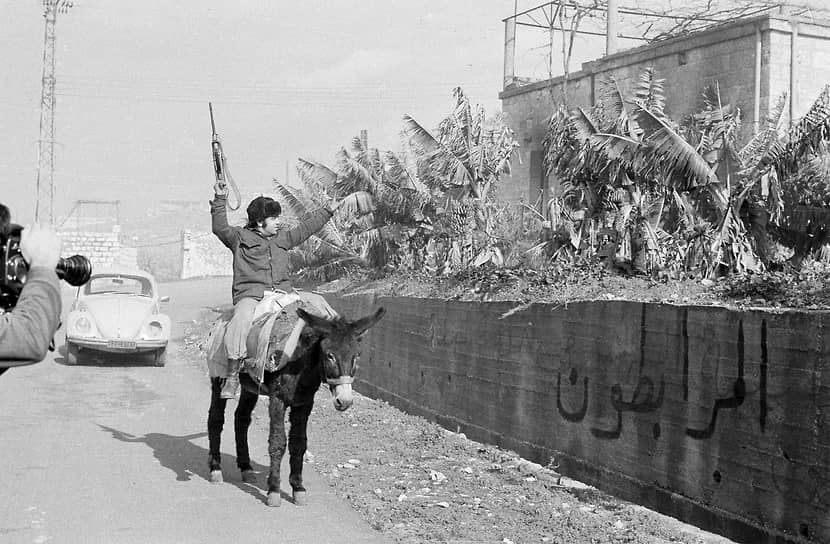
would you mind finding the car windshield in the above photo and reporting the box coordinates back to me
[85,275,153,297]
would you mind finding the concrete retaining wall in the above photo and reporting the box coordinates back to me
[329,294,829,544]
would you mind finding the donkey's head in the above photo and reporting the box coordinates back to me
[296,306,385,411]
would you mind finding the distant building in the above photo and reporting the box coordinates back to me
[499,12,830,209]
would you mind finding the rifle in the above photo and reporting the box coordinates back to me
[209,103,241,210]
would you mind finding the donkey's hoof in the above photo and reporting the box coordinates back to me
[209,470,223,483]
[241,469,257,484]
[292,490,307,506]
[267,492,281,507]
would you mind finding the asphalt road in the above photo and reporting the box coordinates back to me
[0,276,390,544]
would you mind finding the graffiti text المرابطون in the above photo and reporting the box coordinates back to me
[557,319,767,441]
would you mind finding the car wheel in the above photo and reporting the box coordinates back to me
[65,342,81,365]
[153,347,167,367]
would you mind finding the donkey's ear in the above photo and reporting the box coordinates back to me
[353,307,385,337]
[297,308,333,335]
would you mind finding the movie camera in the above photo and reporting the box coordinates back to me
[0,224,92,311]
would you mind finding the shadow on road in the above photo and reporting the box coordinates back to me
[96,424,271,502]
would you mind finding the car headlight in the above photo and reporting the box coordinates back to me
[75,316,92,334]
[144,321,164,339]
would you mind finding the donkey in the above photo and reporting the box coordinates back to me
[207,305,385,507]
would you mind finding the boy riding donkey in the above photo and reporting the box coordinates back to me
[202,107,376,487]
[207,178,383,498]
[209,182,343,400]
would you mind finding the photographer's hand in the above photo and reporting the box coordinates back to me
[21,223,61,270]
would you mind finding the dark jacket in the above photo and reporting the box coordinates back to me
[0,266,62,368]
[211,195,333,304]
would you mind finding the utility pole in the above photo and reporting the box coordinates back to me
[35,0,73,225]
[606,0,619,55]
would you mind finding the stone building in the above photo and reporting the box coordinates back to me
[499,11,830,209]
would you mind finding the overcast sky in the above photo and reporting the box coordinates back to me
[2,1,530,224]
[11,0,777,224]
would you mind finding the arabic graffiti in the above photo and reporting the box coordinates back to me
[589,375,666,439]
[557,368,588,422]
[555,315,769,442]
[685,319,746,440]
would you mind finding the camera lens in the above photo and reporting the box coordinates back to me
[56,255,92,287]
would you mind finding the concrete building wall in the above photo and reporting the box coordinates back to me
[766,19,830,125]
[330,294,829,544]
[181,230,231,279]
[500,14,830,208]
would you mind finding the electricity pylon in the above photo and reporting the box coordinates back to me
[35,0,73,225]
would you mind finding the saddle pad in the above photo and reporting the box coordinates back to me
[205,318,230,378]
[243,291,338,383]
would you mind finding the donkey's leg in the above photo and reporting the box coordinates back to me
[234,387,258,483]
[266,393,287,507]
[288,402,313,505]
[207,377,228,483]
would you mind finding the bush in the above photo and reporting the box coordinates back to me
[715,260,830,308]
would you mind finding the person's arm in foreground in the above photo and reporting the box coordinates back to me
[275,201,340,249]
[0,224,62,365]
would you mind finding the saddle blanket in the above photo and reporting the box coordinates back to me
[205,290,338,382]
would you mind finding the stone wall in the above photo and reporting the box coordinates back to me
[330,294,828,544]
[499,14,830,207]
[58,226,136,270]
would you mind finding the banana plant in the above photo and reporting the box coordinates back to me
[543,68,767,277]
[753,88,830,264]
[296,136,438,272]
[403,87,518,268]
[272,180,366,281]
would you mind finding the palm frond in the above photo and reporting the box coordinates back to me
[350,136,365,156]
[273,180,313,216]
[599,75,637,137]
[776,85,830,176]
[297,158,339,197]
[338,191,376,216]
[738,93,788,167]
[403,113,474,191]
[708,207,762,276]
[570,108,600,142]
[335,147,376,194]
[634,68,667,118]
[272,181,354,254]
[635,103,721,191]
[592,133,641,164]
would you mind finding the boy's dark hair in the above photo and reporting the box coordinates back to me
[246,196,282,228]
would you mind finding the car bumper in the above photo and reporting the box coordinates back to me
[67,337,168,353]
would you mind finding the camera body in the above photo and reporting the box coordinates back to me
[0,224,92,311]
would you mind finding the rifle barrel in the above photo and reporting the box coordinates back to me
[209,102,216,136]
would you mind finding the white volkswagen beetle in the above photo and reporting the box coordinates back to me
[64,268,171,366]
